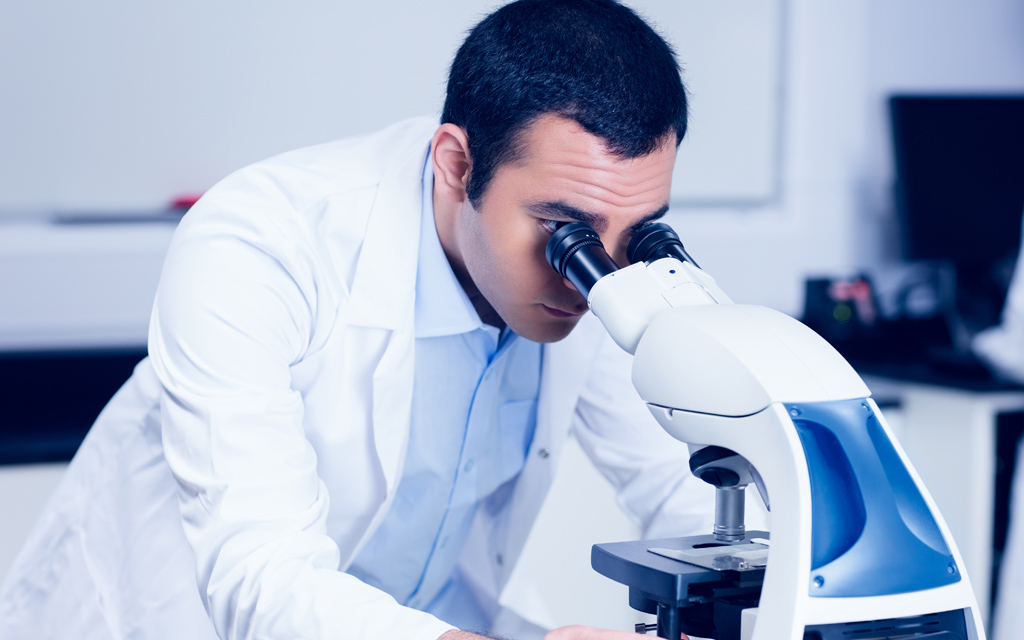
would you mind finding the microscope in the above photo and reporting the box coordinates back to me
[545,223,984,640]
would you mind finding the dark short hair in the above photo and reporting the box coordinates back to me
[442,0,688,207]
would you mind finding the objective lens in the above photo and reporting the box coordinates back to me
[627,222,700,268]
[545,222,619,300]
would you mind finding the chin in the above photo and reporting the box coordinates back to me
[512,316,582,344]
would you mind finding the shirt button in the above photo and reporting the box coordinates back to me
[537,448,550,459]
[440,536,449,549]
[464,460,475,472]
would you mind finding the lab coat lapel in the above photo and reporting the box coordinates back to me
[347,136,429,498]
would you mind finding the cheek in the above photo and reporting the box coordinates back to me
[471,213,554,300]
[493,226,549,295]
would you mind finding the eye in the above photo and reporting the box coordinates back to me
[538,219,566,234]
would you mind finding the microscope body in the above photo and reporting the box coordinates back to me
[563,232,985,640]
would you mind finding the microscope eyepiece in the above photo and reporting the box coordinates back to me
[545,222,619,300]
[627,222,700,269]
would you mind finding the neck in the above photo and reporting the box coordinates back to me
[433,187,506,330]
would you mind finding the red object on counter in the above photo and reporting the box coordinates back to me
[169,193,205,210]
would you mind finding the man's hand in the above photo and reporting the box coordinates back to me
[439,624,690,640]
[432,626,688,634]
[545,626,689,640]
[438,631,492,640]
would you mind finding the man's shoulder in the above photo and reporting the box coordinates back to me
[264,116,440,180]
[167,116,437,303]
[199,116,438,219]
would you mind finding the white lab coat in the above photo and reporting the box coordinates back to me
[0,117,711,640]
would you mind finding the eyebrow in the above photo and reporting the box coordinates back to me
[527,201,669,233]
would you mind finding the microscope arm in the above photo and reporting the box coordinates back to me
[593,261,870,416]
[586,256,731,355]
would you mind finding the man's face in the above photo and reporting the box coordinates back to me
[444,114,677,343]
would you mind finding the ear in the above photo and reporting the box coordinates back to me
[431,123,472,204]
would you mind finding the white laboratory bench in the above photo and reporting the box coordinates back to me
[0,212,178,352]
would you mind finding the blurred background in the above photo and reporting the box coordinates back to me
[2,0,1023,636]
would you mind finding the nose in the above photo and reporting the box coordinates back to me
[597,234,626,270]
[562,277,578,292]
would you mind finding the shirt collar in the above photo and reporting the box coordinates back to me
[415,149,490,339]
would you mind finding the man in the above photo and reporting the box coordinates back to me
[0,1,710,638]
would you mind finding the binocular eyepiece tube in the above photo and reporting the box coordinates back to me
[627,222,700,269]
[544,221,698,300]
[545,223,619,300]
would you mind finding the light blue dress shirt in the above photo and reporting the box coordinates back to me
[346,151,543,632]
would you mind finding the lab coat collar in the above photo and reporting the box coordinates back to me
[415,152,484,339]
[345,128,432,330]
[342,119,437,505]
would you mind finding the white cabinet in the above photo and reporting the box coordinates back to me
[0,217,177,351]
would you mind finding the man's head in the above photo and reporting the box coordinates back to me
[442,0,687,209]
[432,0,687,343]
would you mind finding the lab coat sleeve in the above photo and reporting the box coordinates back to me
[148,201,454,640]
[569,333,715,539]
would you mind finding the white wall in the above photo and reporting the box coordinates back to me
[858,0,1024,272]
[2,1,1023,321]
[0,0,783,214]
[670,1,873,314]
[0,0,494,212]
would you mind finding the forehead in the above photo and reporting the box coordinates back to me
[503,114,677,223]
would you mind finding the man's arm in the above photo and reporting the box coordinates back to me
[150,208,453,640]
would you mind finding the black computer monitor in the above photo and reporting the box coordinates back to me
[890,95,1024,333]
[890,95,1024,267]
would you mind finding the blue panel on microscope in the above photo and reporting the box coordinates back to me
[788,398,959,597]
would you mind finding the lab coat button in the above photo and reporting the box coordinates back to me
[496,554,504,565]
[537,448,550,459]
